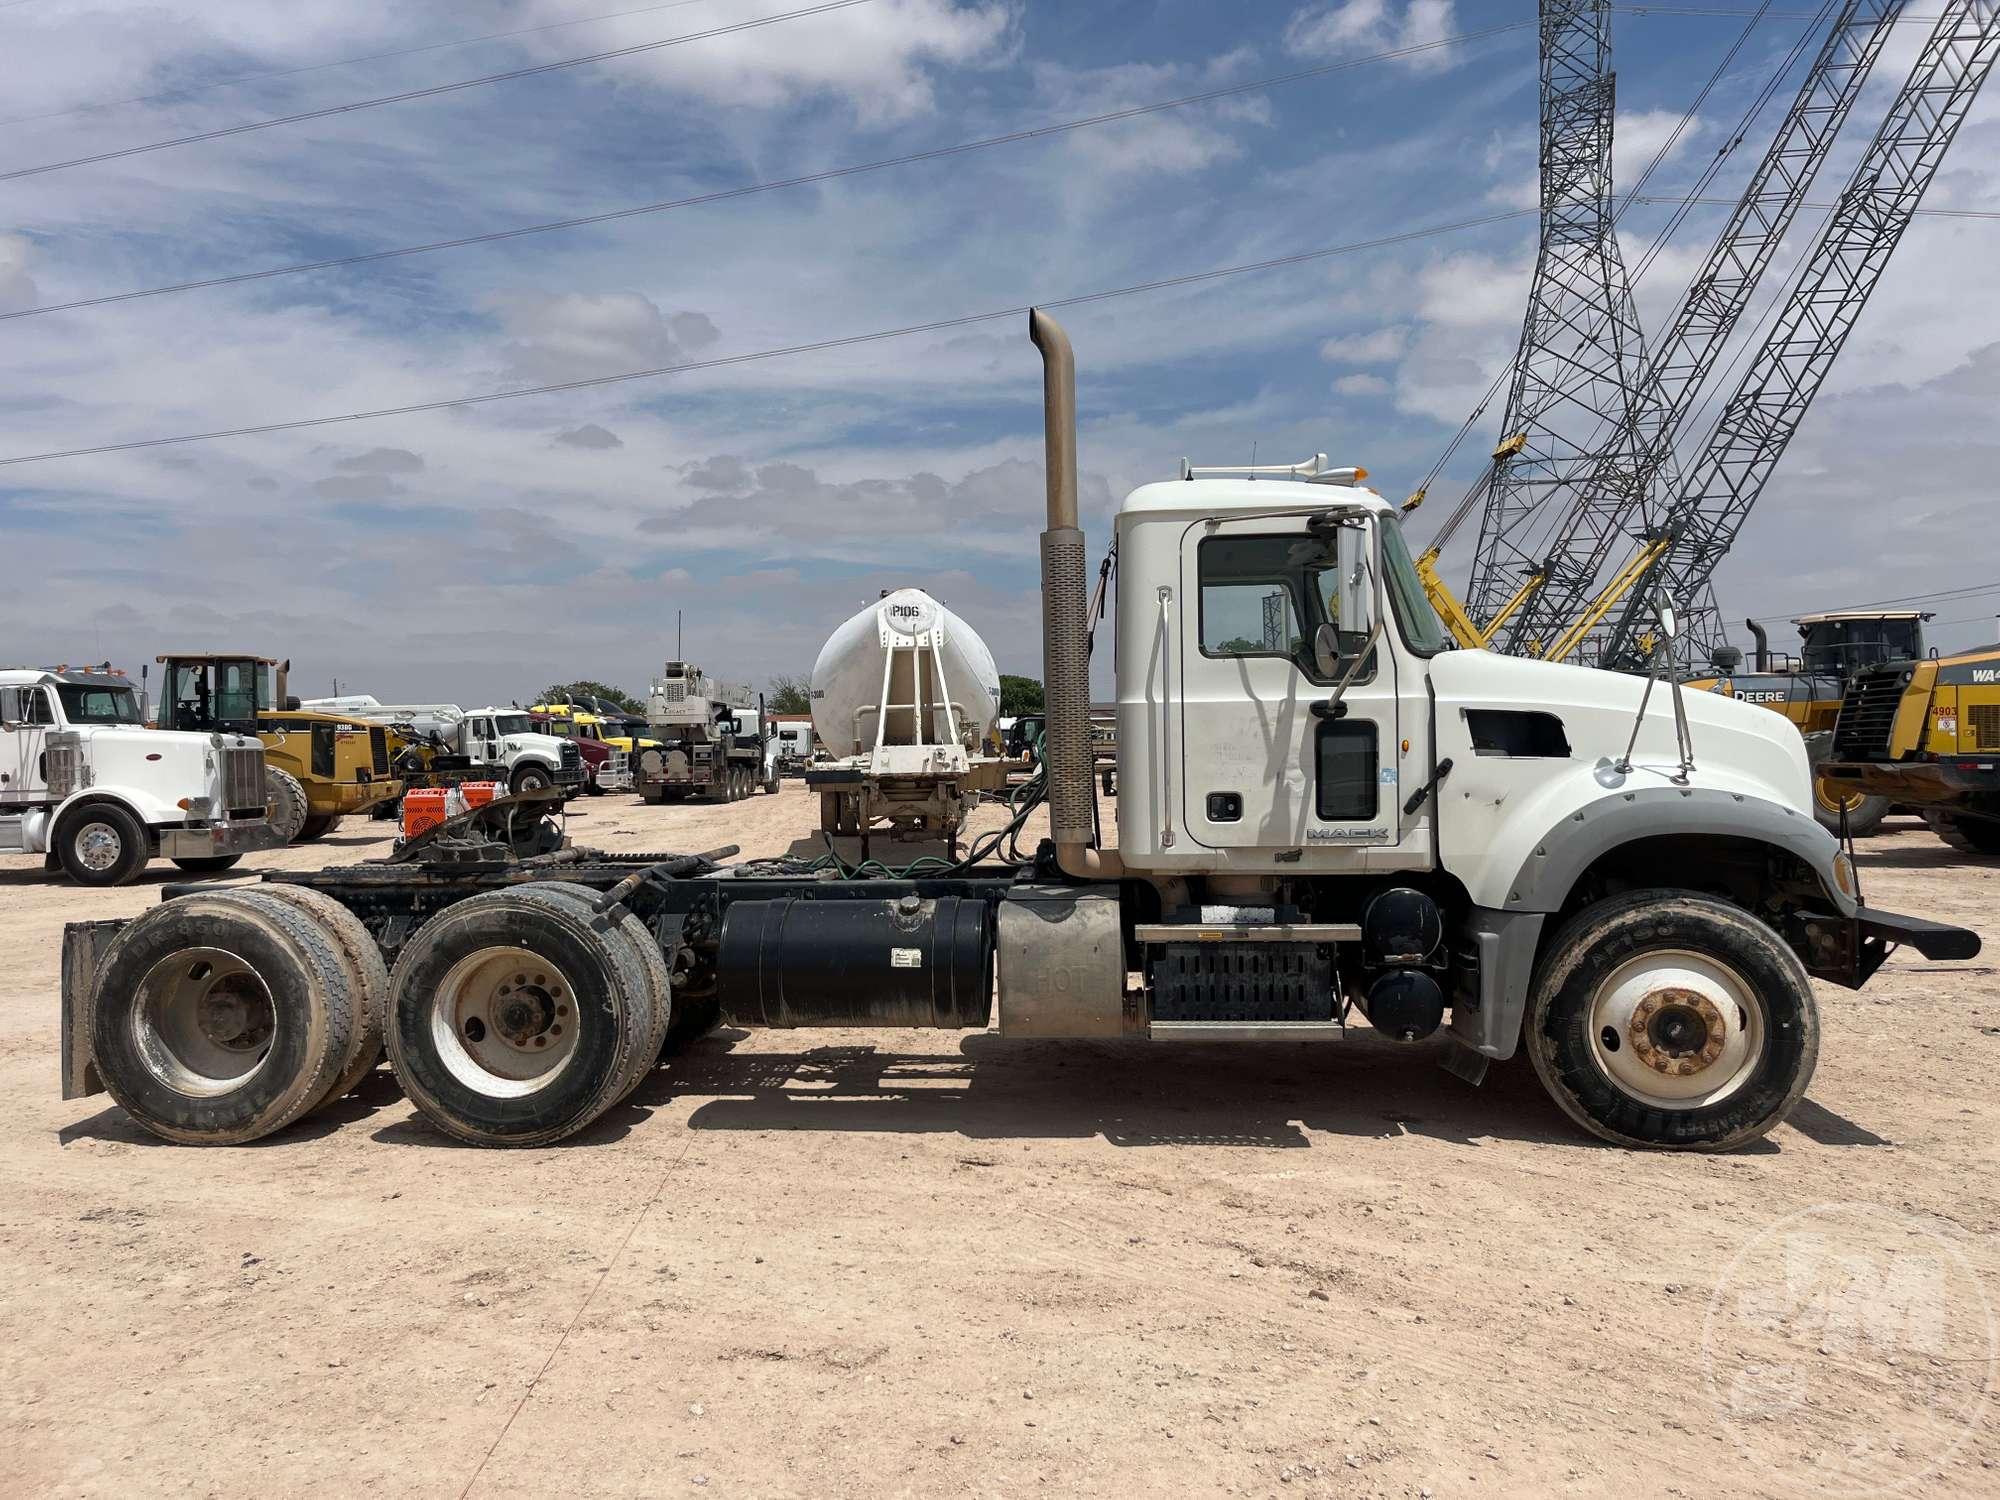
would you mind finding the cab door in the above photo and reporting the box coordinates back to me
[1,686,51,801]
[1174,514,1401,850]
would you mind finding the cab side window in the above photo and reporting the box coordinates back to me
[0,688,25,725]
[1197,534,1371,682]
[18,688,56,725]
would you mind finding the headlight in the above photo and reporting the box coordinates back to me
[1830,851,1856,898]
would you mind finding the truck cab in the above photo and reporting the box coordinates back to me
[1,665,275,884]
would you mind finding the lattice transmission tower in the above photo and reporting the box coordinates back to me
[1465,0,1653,631]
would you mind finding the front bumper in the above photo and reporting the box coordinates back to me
[1802,904,1982,989]
[157,817,284,858]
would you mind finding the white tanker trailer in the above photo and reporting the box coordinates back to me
[805,588,1006,850]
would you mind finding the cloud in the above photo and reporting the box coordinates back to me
[1333,372,1391,396]
[335,446,425,474]
[494,293,720,385]
[515,0,1018,124]
[554,423,623,450]
[1286,0,1460,71]
[1030,54,1274,179]
[0,233,38,312]
[1320,326,1409,364]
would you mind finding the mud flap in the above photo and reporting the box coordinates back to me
[61,919,126,1100]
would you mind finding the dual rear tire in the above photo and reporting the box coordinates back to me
[88,887,384,1144]
[383,883,673,1146]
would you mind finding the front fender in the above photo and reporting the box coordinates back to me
[1499,786,1854,918]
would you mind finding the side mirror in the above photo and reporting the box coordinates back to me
[1335,522,1372,634]
[1312,622,1342,678]
[1655,592,1681,640]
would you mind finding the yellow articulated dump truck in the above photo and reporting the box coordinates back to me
[1820,639,2000,857]
[153,654,402,842]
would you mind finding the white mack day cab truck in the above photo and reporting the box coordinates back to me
[57,312,1978,1151]
[3,665,276,885]
[303,698,586,796]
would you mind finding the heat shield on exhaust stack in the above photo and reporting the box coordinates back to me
[1031,308,1096,850]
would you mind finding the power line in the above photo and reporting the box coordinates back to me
[1749,579,2000,619]
[0,0,880,183]
[0,206,1537,469]
[0,0,726,128]
[0,20,1537,326]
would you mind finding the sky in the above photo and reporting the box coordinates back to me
[1,0,1995,708]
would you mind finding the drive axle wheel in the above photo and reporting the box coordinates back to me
[245,884,388,1110]
[1525,891,1818,1151]
[386,886,651,1146]
[89,890,358,1144]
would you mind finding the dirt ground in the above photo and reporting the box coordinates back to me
[2,785,1995,1498]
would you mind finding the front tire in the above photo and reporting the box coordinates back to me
[1804,731,1887,836]
[296,812,343,842]
[1525,891,1818,1151]
[264,766,308,844]
[56,802,150,886]
[511,763,555,795]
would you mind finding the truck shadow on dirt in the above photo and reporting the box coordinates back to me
[561,1029,1878,1154]
[58,1064,406,1148]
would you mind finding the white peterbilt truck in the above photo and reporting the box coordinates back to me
[2,665,276,884]
[60,311,1976,1152]
[303,698,584,796]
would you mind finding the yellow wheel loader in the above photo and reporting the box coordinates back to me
[1687,610,1930,837]
[152,654,402,842]
[1820,637,2000,857]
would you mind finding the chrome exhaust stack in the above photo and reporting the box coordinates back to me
[1030,309,1120,880]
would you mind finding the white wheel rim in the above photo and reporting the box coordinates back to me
[74,820,125,872]
[133,946,275,1095]
[1586,947,1766,1109]
[430,946,579,1097]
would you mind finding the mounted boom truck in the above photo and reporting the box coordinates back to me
[61,312,1977,1151]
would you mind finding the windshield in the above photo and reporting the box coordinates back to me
[57,684,144,724]
[1379,515,1453,654]
[493,713,533,736]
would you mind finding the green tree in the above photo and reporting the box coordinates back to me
[767,674,812,714]
[999,674,1044,716]
[540,679,645,714]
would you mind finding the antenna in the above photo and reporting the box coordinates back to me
[677,609,682,659]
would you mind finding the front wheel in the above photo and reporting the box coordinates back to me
[56,802,150,886]
[1525,891,1818,1151]
[511,764,555,795]
[1803,731,1886,836]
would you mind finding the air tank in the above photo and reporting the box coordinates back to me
[809,588,1002,758]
